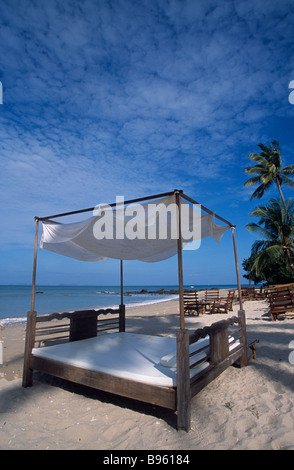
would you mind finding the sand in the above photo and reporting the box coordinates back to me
[1,294,294,450]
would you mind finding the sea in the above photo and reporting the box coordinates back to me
[0,284,241,325]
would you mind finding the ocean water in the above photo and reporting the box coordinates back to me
[0,284,240,325]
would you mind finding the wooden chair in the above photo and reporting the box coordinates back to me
[209,290,235,314]
[240,286,255,301]
[253,286,266,300]
[203,288,219,311]
[183,291,204,315]
[267,286,294,321]
[227,290,235,311]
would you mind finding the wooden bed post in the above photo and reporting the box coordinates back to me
[176,329,191,431]
[23,218,39,387]
[238,310,248,367]
[175,190,185,330]
[120,259,123,306]
[231,228,248,366]
[175,191,190,430]
[22,309,37,387]
[232,227,243,312]
[119,260,125,332]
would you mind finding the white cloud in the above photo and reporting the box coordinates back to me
[0,0,294,256]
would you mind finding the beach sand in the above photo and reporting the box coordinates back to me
[1,294,294,450]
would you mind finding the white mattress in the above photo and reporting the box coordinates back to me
[32,332,240,387]
[32,332,211,387]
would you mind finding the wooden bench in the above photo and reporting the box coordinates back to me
[267,286,294,321]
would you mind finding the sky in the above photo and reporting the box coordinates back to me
[0,0,294,287]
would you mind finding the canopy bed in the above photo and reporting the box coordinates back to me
[23,189,252,431]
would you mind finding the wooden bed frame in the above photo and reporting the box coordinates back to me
[22,190,254,431]
[23,303,250,431]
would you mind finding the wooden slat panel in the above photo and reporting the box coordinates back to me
[30,355,176,410]
[34,307,123,344]
[190,346,243,397]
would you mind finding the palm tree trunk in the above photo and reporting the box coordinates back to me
[285,247,294,273]
[276,179,287,213]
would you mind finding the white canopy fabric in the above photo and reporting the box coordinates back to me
[40,195,231,262]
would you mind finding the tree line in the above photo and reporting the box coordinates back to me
[242,141,294,285]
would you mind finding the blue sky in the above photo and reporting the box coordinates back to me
[0,0,294,286]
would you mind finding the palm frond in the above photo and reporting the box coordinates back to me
[249,206,268,218]
[259,180,273,194]
[271,140,280,148]
[245,223,274,240]
[251,239,271,254]
[250,183,269,200]
[252,244,283,276]
[281,175,294,189]
[248,153,268,164]
[244,166,265,176]
[244,176,262,187]
[271,151,282,169]
[281,164,294,175]
[264,244,283,257]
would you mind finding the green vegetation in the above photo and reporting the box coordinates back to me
[243,141,294,285]
[244,141,294,211]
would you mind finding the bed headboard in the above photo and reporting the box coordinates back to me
[23,304,125,387]
[33,305,126,347]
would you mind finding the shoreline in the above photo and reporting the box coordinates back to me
[0,295,180,326]
[0,285,244,326]
[1,297,294,450]
[0,284,248,324]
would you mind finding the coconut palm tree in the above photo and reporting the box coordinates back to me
[245,198,294,276]
[244,141,294,213]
